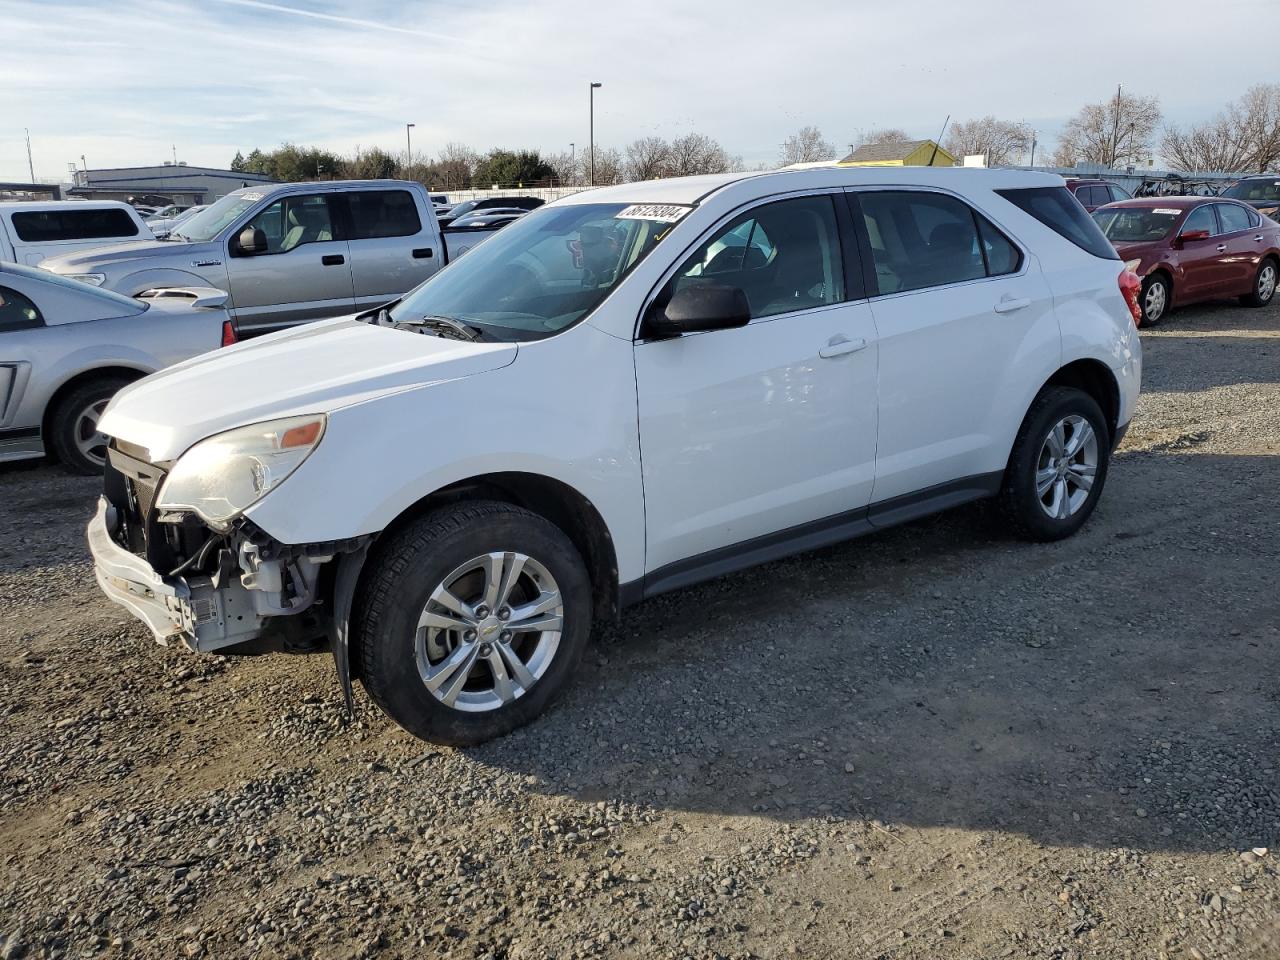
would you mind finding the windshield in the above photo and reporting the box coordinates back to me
[443,200,479,219]
[1092,207,1182,243]
[172,193,261,241]
[387,202,683,340]
[1223,179,1280,203]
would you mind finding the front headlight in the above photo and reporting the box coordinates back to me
[156,415,326,528]
[68,273,106,287]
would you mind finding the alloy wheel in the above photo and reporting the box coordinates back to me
[1143,280,1167,323]
[73,398,111,467]
[1259,263,1277,303]
[414,551,563,712]
[1035,415,1099,520]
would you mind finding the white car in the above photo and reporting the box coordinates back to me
[88,167,1141,745]
[0,201,154,266]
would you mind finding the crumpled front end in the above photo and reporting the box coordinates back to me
[88,441,361,653]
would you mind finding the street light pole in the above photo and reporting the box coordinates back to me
[406,123,415,174]
[25,128,35,182]
[589,82,602,186]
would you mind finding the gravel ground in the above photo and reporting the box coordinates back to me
[1,301,1278,960]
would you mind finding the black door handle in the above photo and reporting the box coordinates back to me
[412,247,433,259]
[322,254,345,266]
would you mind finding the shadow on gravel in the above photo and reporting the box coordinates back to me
[476,451,1280,856]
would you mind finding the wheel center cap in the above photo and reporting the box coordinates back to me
[478,617,502,639]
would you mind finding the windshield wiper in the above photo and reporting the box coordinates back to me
[369,309,483,342]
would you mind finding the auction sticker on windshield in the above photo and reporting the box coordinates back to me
[616,204,692,223]
[1153,208,1182,215]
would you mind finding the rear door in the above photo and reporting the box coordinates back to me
[224,192,354,331]
[342,189,442,311]
[852,188,1058,504]
[1214,202,1262,293]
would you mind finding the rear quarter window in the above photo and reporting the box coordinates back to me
[10,208,141,243]
[996,187,1118,260]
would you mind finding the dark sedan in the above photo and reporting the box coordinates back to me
[1092,197,1279,325]
[1221,177,1280,221]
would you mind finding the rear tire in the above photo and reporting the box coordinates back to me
[1240,258,1277,308]
[354,501,592,746]
[996,387,1111,542]
[1139,274,1170,326]
[47,376,133,474]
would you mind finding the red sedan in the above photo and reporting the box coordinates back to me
[1092,197,1280,325]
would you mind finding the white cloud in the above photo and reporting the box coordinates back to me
[0,0,1272,182]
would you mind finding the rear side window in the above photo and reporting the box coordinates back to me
[10,208,140,243]
[0,285,44,331]
[346,190,422,240]
[997,187,1118,260]
[1215,203,1252,234]
[859,191,1021,294]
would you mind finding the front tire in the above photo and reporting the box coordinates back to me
[997,387,1110,542]
[1241,258,1277,308]
[1139,274,1169,326]
[354,501,592,746]
[47,376,133,474]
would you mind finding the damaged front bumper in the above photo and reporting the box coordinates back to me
[89,497,193,643]
[88,497,326,653]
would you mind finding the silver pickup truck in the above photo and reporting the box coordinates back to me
[38,180,493,334]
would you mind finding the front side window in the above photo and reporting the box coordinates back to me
[666,195,845,320]
[347,190,422,240]
[1181,205,1218,236]
[1215,203,1252,234]
[242,195,335,254]
[387,202,677,341]
[860,191,987,293]
[10,208,139,243]
[0,285,43,331]
[1109,184,1132,202]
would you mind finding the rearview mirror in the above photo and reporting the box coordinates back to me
[644,282,751,338]
[1176,228,1210,246]
[234,226,267,256]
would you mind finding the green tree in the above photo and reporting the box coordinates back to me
[471,149,555,189]
[230,150,246,172]
[343,146,400,180]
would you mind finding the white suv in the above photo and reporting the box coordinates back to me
[88,167,1142,745]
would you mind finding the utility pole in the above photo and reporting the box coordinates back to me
[25,128,35,182]
[1109,83,1123,168]
[172,143,178,166]
[589,82,602,186]
[1029,133,1037,168]
[406,122,415,174]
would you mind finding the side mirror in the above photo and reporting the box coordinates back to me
[644,282,751,338]
[1175,228,1210,246]
[234,226,267,256]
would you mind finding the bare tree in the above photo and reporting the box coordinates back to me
[435,142,479,190]
[666,133,733,176]
[624,137,672,180]
[780,126,836,166]
[590,147,624,185]
[543,150,581,186]
[1162,83,1280,173]
[1052,91,1161,168]
[945,116,1034,167]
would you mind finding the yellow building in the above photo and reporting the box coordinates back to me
[838,139,957,167]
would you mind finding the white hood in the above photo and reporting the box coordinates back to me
[99,317,518,462]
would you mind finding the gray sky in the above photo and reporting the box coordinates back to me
[0,0,1271,181]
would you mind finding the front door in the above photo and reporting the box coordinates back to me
[225,192,355,332]
[635,193,879,576]
[1174,204,1227,300]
